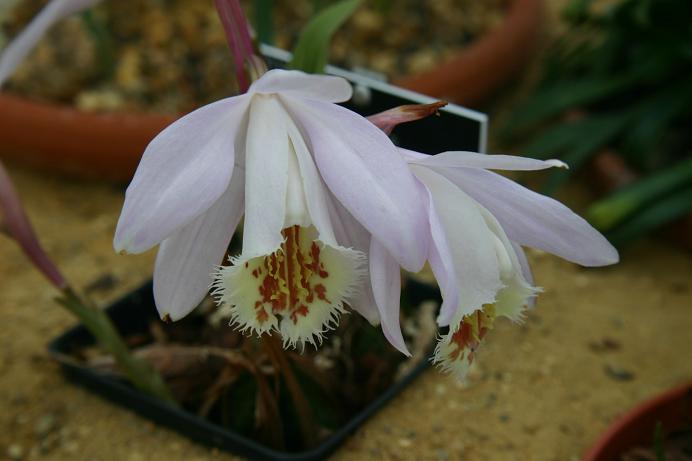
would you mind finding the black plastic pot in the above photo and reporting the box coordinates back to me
[48,65,487,461]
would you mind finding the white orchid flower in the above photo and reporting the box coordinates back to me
[114,69,429,348]
[0,0,101,88]
[361,146,619,379]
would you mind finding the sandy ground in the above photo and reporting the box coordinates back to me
[1,154,691,461]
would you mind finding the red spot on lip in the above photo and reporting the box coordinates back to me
[248,225,336,325]
[290,304,310,323]
[314,284,330,303]
[449,311,491,364]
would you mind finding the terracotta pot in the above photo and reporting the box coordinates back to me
[393,0,545,107]
[0,94,176,182]
[581,381,692,461]
[0,0,541,181]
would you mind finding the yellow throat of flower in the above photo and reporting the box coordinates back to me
[433,304,498,380]
[214,225,363,348]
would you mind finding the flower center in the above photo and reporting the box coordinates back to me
[252,225,330,325]
[433,305,497,379]
[447,305,495,364]
[213,225,363,348]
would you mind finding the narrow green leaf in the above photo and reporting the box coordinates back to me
[502,75,638,135]
[80,11,116,79]
[541,113,633,194]
[522,117,615,159]
[289,0,361,74]
[622,80,692,169]
[252,0,275,44]
[56,289,177,405]
[588,155,692,230]
[606,186,692,247]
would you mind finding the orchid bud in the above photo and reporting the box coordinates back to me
[367,101,448,135]
[0,161,67,289]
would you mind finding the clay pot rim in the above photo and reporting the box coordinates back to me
[0,0,543,181]
[581,381,692,461]
[393,0,544,107]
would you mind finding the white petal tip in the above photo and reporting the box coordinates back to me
[546,159,569,169]
[582,244,620,267]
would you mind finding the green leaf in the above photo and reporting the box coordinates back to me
[252,0,275,44]
[56,289,176,405]
[522,118,609,159]
[540,113,633,194]
[502,75,639,135]
[288,0,361,73]
[606,186,692,247]
[621,80,692,170]
[588,155,692,231]
[562,0,596,23]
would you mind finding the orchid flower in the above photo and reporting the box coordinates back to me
[379,147,618,379]
[114,69,429,348]
[0,0,102,88]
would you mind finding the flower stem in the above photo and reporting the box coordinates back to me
[56,288,177,406]
[214,0,258,92]
[263,334,318,448]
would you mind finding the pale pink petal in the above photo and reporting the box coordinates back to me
[511,242,534,286]
[249,69,352,102]
[284,96,429,272]
[326,197,380,325]
[412,166,502,324]
[370,238,410,356]
[0,0,101,87]
[399,148,429,162]
[241,95,289,257]
[511,242,536,308]
[411,150,567,171]
[153,171,244,321]
[421,182,459,327]
[114,95,250,254]
[478,206,539,319]
[433,167,619,266]
[285,112,338,246]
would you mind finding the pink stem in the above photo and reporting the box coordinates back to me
[229,0,254,58]
[0,161,67,289]
[213,0,256,93]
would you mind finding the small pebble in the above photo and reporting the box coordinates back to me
[34,414,57,438]
[398,438,412,448]
[604,364,635,381]
[589,337,622,353]
[7,444,23,460]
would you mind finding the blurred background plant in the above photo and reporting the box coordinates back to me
[501,0,692,248]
